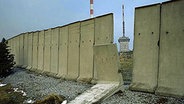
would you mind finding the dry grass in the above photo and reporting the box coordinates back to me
[0,84,26,104]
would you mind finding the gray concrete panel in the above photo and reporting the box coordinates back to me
[58,26,68,78]
[94,14,113,45]
[11,38,16,62]
[15,36,20,66]
[38,31,44,71]
[67,22,80,80]
[32,32,39,70]
[23,33,28,67]
[156,0,184,97]
[78,19,94,82]
[7,39,11,51]
[19,34,24,66]
[44,29,51,72]
[93,44,122,83]
[130,4,160,92]
[27,32,33,69]
[50,28,59,74]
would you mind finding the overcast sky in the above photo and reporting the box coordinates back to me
[0,0,169,50]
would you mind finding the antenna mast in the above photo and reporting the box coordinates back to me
[90,0,94,18]
[122,5,125,37]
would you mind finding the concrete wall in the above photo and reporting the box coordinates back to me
[23,33,28,67]
[58,26,68,78]
[78,19,94,82]
[44,29,51,72]
[27,32,33,69]
[7,13,122,85]
[93,44,122,83]
[50,28,59,75]
[156,0,184,97]
[38,31,44,71]
[131,4,160,92]
[32,32,39,70]
[67,22,80,80]
[131,0,184,97]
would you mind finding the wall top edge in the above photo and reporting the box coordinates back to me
[135,0,182,10]
[135,3,161,9]
[95,13,113,19]
[7,13,113,41]
[162,0,182,4]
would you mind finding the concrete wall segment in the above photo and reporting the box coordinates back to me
[44,29,51,73]
[67,22,81,80]
[19,34,24,67]
[156,0,184,97]
[38,30,45,71]
[50,28,59,75]
[130,4,160,92]
[78,19,95,82]
[93,44,123,84]
[94,14,113,45]
[27,32,33,69]
[32,32,39,70]
[15,36,20,66]
[58,26,69,78]
[23,33,28,67]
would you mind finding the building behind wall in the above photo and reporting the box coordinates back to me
[118,36,130,52]
[118,4,130,52]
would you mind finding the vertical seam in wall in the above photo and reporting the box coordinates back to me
[93,18,96,81]
[19,36,20,66]
[132,9,137,82]
[37,32,39,70]
[93,18,95,80]
[156,4,162,91]
[78,22,81,79]
[31,33,33,69]
[43,31,45,71]
[66,26,69,76]
[50,29,52,72]
[57,28,60,75]
[23,35,24,66]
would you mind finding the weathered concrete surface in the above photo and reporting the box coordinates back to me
[22,33,28,68]
[19,34,24,67]
[44,29,51,73]
[58,26,68,78]
[32,32,38,70]
[78,19,94,82]
[130,4,160,93]
[68,83,120,104]
[156,0,184,97]
[93,44,123,84]
[95,14,113,45]
[15,36,20,66]
[7,13,124,103]
[27,32,33,69]
[67,22,80,80]
[50,28,59,75]
[37,31,44,71]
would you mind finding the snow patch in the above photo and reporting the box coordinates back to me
[0,83,7,87]
[13,87,27,96]
[26,99,35,103]
[62,100,67,104]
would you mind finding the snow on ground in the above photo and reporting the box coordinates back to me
[0,83,7,87]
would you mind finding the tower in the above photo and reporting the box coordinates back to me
[90,0,94,18]
[118,5,130,52]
